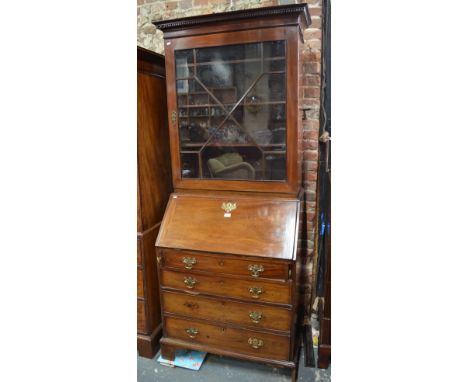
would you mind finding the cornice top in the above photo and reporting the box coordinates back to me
[153,3,312,33]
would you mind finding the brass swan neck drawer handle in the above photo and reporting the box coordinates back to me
[184,276,198,289]
[182,257,197,270]
[249,287,264,298]
[248,337,264,349]
[185,327,199,339]
[248,264,264,277]
[249,311,263,323]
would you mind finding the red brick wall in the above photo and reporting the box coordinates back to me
[138,0,322,313]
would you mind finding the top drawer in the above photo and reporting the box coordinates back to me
[159,248,290,281]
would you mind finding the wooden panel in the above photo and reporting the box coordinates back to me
[137,269,144,298]
[160,249,289,280]
[137,47,170,358]
[165,316,290,361]
[141,226,162,332]
[137,300,147,333]
[162,291,291,332]
[157,194,299,260]
[137,173,142,233]
[137,68,172,231]
[137,238,142,267]
[161,269,291,305]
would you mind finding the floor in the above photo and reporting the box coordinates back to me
[137,347,331,382]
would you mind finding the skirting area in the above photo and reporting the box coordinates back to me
[137,347,331,382]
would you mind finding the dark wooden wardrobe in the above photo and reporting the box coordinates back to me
[137,46,172,358]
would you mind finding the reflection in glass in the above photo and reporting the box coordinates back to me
[175,41,287,182]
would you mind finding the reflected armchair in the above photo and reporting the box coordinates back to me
[207,153,255,180]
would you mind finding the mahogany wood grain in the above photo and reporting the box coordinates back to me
[160,337,296,368]
[137,175,142,233]
[137,46,172,358]
[139,226,162,331]
[137,269,144,298]
[157,194,299,260]
[137,239,142,267]
[160,248,290,280]
[165,316,290,361]
[137,300,147,333]
[152,5,311,379]
[137,69,172,231]
[161,290,291,332]
[160,269,291,305]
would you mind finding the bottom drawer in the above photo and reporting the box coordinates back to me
[165,316,290,361]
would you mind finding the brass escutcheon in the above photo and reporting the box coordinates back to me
[182,257,197,270]
[221,202,237,216]
[185,327,199,339]
[248,337,264,349]
[184,276,197,289]
[248,264,264,277]
[171,110,177,124]
[249,287,264,299]
[249,311,263,323]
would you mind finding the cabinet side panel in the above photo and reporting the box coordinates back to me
[137,70,173,231]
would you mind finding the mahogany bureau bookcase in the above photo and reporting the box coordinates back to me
[153,4,311,380]
[137,47,173,358]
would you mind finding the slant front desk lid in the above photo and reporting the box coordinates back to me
[156,193,300,260]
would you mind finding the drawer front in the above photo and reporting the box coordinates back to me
[162,291,291,332]
[137,300,147,333]
[137,269,144,298]
[160,249,289,280]
[165,316,290,361]
[161,269,291,305]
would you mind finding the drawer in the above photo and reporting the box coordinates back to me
[165,316,290,361]
[137,269,144,298]
[137,300,147,333]
[160,248,289,280]
[161,269,291,305]
[162,291,291,332]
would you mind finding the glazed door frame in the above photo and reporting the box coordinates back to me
[163,26,300,194]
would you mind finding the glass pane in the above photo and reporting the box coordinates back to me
[175,49,194,78]
[175,41,287,181]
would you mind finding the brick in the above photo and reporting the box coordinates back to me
[303,119,319,131]
[302,74,320,86]
[305,40,322,50]
[303,62,321,74]
[303,150,318,161]
[304,160,318,171]
[303,86,320,99]
[309,7,322,16]
[311,16,322,28]
[304,28,322,40]
[166,1,178,10]
[305,170,318,180]
[303,130,319,140]
[301,50,321,62]
[305,190,316,201]
[179,0,193,9]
